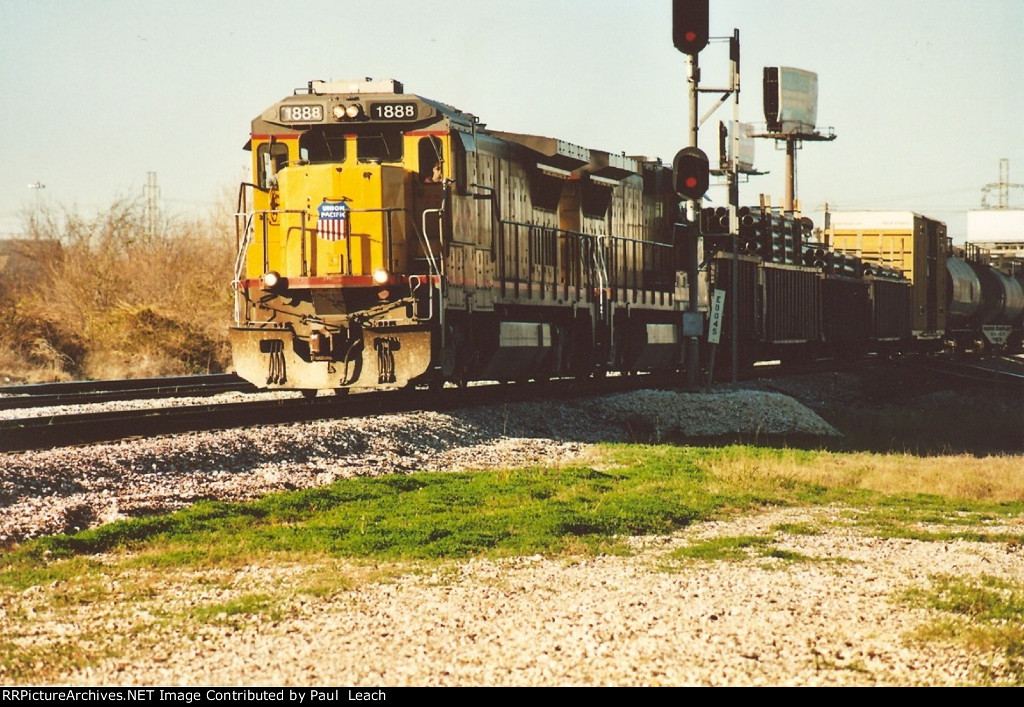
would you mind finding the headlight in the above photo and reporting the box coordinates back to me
[333,104,364,121]
[372,268,389,285]
[262,271,284,290]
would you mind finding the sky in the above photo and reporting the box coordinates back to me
[1,0,1021,241]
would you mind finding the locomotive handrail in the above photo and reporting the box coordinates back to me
[419,208,442,280]
[495,219,676,302]
[235,206,416,279]
[498,219,673,250]
[231,211,257,324]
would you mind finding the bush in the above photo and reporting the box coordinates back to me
[0,197,235,382]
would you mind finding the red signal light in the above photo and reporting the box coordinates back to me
[672,0,709,56]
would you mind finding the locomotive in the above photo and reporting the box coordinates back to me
[229,79,1021,395]
[231,78,688,394]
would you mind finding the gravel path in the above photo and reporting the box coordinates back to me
[25,505,1024,687]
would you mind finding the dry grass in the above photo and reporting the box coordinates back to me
[706,448,1024,504]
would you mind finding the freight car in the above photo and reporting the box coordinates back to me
[701,207,910,370]
[230,78,692,394]
[946,250,1024,353]
[829,211,1024,354]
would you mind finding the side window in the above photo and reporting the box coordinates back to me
[256,142,289,189]
[453,132,474,194]
[418,136,443,183]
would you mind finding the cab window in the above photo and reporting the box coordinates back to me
[300,127,348,164]
[418,136,443,183]
[356,128,404,163]
[256,143,289,189]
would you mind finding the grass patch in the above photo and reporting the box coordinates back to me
[673,535,773,561]
[771,522,823,536]
[669,534,836,565]
[190,593,282,625]
[903,575,1024,685]
[4,445,1022,582]
[10,462,725,571]
[0,636,119,684]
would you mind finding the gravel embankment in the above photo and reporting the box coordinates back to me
[0,389,835,545]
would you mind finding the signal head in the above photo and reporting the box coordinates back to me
[672,0,709,56]
[672,146,710,201]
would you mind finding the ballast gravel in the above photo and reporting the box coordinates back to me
[2,387,1022,686]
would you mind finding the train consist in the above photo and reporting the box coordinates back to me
[229,79,1023,394]
[828,211,1024,355]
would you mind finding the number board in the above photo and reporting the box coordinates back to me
[279,104,324,123]
[369,102,418,120]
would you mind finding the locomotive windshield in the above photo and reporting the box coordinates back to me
[299,127,347,163]
[355,127,404,163]
[294,124,405,164]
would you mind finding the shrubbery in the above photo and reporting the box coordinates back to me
[0,197,235,382]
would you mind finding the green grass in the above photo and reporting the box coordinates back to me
[4,444,1023,580]
[671,534,772,561]
[9,454,724,569]
[771,522,823,536]
[190,593,283,625]
[668,534,838,565]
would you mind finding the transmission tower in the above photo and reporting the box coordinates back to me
[981,159,1023,209]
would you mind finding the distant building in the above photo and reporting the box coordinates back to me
[966,210,1024,273]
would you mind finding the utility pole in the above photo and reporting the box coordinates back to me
[27,182,45,235]
[981,159,1023,209]
[727,30,740,383]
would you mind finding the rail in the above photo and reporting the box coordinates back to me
[0,374,255,411]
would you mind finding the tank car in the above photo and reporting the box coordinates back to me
[230,79,693,394]
[946,254,1024,352]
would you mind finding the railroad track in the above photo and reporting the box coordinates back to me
[6,354,996,455]
[0,373,257,410]
[0,375,658,453]
[912,354,1024,388]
